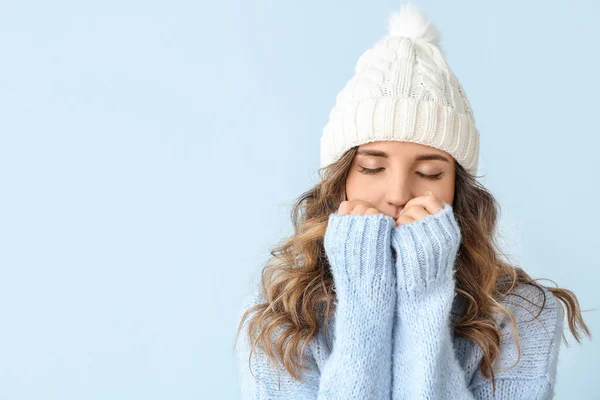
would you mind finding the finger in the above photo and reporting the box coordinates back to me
[338,200,353,215]
[338,200,354,214]
[400,205,430,221]
[350,204,368,215]
[364,208,379,215]
[340,199,378,213]
[396,214,415,226]
[347,198,377,210]
[403,194,445,214]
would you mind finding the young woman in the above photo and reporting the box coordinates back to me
[233,3,591,399]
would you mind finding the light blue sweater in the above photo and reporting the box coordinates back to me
[235,203,564,399]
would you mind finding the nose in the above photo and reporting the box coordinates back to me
[383,169,413,218]
[387,190,411,219]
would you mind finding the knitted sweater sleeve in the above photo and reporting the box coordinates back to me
[235,213,397,399]
[389,203,564,400]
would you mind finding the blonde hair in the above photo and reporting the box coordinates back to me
[233,146,591,395]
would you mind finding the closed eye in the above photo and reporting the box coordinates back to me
[358,166,443,180]
[357,166,384,175]
[416,171,443,180]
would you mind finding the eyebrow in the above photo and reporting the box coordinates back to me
[356,149,451,163]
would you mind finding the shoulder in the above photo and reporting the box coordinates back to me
[499,283,564,336]
[235,286,312,351]
[235,286,325,358]
[234,287,269,366]
[234,287,322,391]
[236,286,267,331]
[475,282,564,385]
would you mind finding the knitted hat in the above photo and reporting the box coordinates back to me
[319,2,480,176]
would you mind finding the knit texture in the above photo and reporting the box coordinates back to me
[319,3,480,176]
[235,205,564,399]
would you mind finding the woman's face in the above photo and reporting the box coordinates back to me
[345,140,456,220]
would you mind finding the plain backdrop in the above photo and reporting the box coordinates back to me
[0,0,598,399]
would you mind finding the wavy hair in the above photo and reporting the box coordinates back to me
[233,145,591,395]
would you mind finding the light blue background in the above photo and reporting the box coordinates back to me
[0,0,597,399]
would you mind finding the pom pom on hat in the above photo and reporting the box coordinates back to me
[387,2,440,46]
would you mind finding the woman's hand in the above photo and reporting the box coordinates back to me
[395,191,447,227]
[336,199,383,216]
[325,198,396,303]
[390,191,460,293]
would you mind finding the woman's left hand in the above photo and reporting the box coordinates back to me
[395,191,447,227]
[391,191,460,293]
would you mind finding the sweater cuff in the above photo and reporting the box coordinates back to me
[324,212,396,297]
[390,203,461,296]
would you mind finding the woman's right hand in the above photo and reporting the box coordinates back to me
[317,200,397,400]
[335,199,383,216]
[324,199,396,306]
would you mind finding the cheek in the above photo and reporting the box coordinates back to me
[346,172,383,200]
[344,172,360,198]
[408,176,453,200]
[422,179,454,204]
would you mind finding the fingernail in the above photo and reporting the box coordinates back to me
[424,191,432,196]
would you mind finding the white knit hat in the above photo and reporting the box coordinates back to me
[319,2,480,176]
